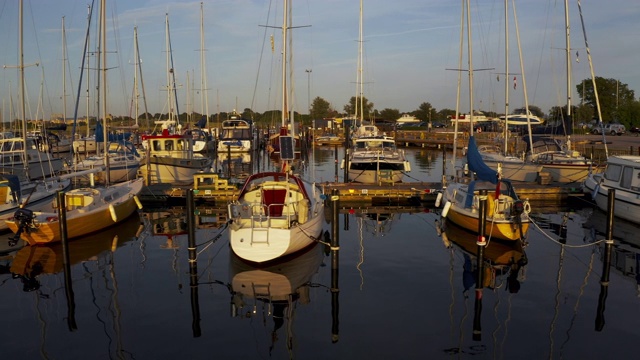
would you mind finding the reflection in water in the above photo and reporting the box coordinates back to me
[228,243,327,356]
[7,213,143,358]
[440,219,527,354]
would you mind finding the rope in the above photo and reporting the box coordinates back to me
[528,215,607,248]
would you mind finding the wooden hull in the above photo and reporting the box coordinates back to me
[0,179,71,231]
[445,207,529,242]
[6,178,144,245]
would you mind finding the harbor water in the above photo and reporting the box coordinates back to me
[0,147,639,359]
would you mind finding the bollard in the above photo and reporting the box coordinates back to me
[57,190,77,331]
[334,145,339,183]
[596,188,615,331]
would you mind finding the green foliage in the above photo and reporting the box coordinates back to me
[379,108,400,122]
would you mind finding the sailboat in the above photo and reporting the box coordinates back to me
[138,13,213,185]
[525,0,597,183]
[0,0,71,232]
[6,0,144,246]
[346,0,410,184]
[227,0,325,263]
[477,0,542,183]
[440,0,532,242]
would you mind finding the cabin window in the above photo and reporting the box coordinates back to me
[604,164,622,182]
[153,140,162,151]
[164,140,173,151]
[177,139,186,150]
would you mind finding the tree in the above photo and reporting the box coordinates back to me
[379,108,400,123]
[310,96,332,119]
[577,77,635,123]
[343,96,373,118]
[413,102,434,122]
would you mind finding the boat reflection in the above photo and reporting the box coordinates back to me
[10,213,143,291]
[441,219,527,292]
[228,243,327,355]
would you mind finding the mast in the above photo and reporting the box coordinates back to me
[133,26,139,127]
[133,26,150,130]
[200,2,210,131]
[62,16,68,128]
[100,0,110,184]
[466,0,475,133]
[503,0,509,154]
[280,0,288,130]
[20,0,28,177]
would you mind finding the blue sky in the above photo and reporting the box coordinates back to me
[0,0,638,122]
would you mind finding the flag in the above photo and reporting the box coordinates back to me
[576,51,580,63]
[513,76,517,90]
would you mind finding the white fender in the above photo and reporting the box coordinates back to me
[442,201,452,218]
[109,204,118,222]
[404,161,411,172]
[435,192,443,208]
[591,184,599,201]
[134,195,143,209]
[340,159,345,169]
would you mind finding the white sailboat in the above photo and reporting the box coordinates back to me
[346,0,410,184]
[526,0,596,183]
[478,0,542,183]
[227,0,325,263]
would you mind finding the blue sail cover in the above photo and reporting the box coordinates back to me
[95,122,132,143]
[467,136,498,184]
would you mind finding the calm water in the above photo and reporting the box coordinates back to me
[1,148,639,359]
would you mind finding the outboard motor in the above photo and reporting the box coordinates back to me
[8,208,35,247]
[512,200,526,242]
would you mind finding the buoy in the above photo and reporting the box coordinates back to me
[435,192,443,207]
[134,195,143,209]
[442,201,451,218]
[109,204,118,222]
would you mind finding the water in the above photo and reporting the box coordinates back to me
[1,148,639,359]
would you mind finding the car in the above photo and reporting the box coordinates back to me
[432,122,447,128]
[591,123,626,136]
[630,126,640,136]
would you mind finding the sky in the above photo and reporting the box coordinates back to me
[0,0,638,122]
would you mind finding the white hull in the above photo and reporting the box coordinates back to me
[217,140,252,153]
[139,160,209,185]
[484,159,542,182]
[230,212,324,263]
[228,173,325,263]
[584,168,640,224]
[347,168,404,183]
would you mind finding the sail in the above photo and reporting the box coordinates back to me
[467,136,498,184]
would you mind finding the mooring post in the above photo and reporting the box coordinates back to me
[57,190,77,331]
[186,189,201,337]
[343,126,350,183]
[596,188,615,331]
[330,188,340,343]
[473,189,488,341]
[334,145,339,183]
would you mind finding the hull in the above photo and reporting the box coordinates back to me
[139,157,211,185]
[446,206,529,241]
[483,159,541,182]
[228,172,325,263]
[217,139,252,153]
[6,178,144,245]
[541,163,592,183]
[442,181,531,242]
[230,213,324,264]
[0,179,72,231]
[347,168,404,183]
[584,173,640,224]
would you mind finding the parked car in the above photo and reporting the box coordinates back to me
[432,122,447,128]
[591,123,626,136]
[630,126,640,136]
